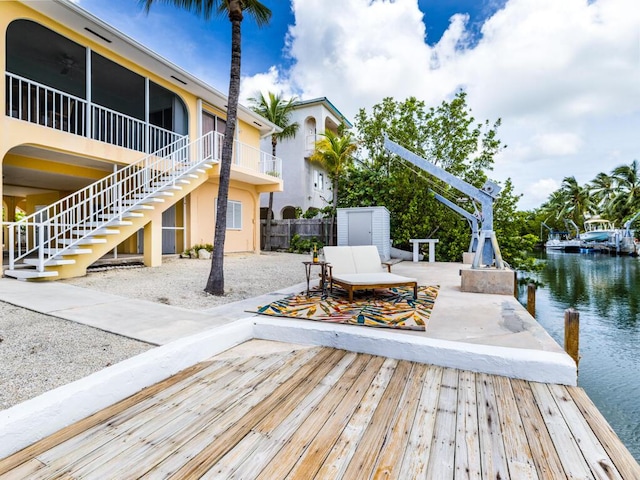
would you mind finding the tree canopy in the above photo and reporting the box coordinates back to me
[339,92,530,266]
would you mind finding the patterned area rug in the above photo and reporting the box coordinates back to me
[251,285,439,331]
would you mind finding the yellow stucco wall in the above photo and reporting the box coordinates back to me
[1,2,273,262]
[187,180,259,253]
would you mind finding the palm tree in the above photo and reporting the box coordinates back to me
[610,159,640,223]
[310,130,357,244]
[248,92,299,251]
[589,172,616,211]
[141,0,271,295]
[558,176,593,225]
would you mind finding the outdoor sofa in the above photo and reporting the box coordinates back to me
[323,245,418,302]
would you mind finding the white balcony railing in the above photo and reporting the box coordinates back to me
[6,72,184,153]
[4,72,282,178]
[234,140,282,178]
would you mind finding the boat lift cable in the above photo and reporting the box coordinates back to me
[383,136,505,269]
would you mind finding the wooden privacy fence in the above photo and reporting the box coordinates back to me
[260,219,335,250]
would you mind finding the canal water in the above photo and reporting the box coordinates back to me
[518,251,640,461]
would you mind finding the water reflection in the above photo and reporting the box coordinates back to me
[523,251,640,461]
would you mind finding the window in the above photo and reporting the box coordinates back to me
[314,170,324,190]
[227,200,242,230]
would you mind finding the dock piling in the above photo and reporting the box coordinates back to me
[527,283,536,317]
[564,308,580,366]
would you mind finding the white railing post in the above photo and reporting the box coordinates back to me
[37,224,45,272]
[8,226,15,270]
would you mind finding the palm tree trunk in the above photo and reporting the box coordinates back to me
[205,15,242,295]
[329,179,339,245]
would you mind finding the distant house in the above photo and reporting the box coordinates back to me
[259,97,351,220]
[1,0,282,280]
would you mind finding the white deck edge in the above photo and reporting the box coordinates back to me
[0,315,576,459]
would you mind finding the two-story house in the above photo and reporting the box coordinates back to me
[259,97,351,220]
[1,0,282,280]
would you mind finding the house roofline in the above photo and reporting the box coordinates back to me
[19,0,281,136]
[293,97,353,129]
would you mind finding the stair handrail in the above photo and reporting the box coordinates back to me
[4,131,220,272]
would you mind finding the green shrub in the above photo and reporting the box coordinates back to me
[288,234,324,254]
[183,243,213,256]
[302,207,320,219]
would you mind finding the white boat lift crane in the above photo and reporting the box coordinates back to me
[384,136,505,269]
[430,191,480,253]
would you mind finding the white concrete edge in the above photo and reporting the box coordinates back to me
[0,314,577,459]
[251,317,578,386]
[0,318,255,459]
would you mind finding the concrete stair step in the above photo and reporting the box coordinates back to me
[85,220,134,227]
[3,269,59,280]
[43,247,93,256]
[24,258,76,267]
[129,196,165,204]
[151,183,183,191]
[122,203,155,210]
[57,238,107,246]
[73,228,120,236]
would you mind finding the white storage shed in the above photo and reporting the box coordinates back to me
[336,207,391,260]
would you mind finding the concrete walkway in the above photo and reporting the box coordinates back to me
[0,277,303,345]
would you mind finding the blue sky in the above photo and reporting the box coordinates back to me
[77,0,639,211]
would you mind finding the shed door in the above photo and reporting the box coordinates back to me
[348,211,372,245]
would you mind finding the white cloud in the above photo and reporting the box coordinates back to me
[242,0,640,210]
[240,66,296,103]
[533,133,583,156]
[526,178,561,205]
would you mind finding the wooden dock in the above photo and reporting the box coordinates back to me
[1,342,638,479]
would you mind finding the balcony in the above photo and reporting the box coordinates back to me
[4,72,282,179]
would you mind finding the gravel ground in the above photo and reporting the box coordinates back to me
[0,252,310,410]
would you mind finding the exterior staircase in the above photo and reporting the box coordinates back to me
[3,131,220,280]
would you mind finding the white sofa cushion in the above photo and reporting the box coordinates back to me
[323,246,358,275]
[332,273,417,286]
[351,245,386,274]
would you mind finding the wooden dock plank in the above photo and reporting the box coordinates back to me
[210,352,363,479]
[0,359,216,477]
[510,379,566,480]
[140,346,335,479]
[313,357,397,479]
[1,343,637,480]
[249,354,378,479]
[529,381,594,479]
[35,354,280,478]
[425,366,459,479]
[370,363,426,479]
[163,348,345,479]
[548,383,623,480]
[341,360,413,479]
[455,370,482,479]
[475,373,510,479]
[72,351,297,479]
[398,365,444,479]
[567,386,640,480]
[493,375,539,479]
[279,356,386,480]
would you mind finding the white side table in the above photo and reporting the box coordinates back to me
[409,239,439,262]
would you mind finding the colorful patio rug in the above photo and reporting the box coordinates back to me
[251,285,439,331]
